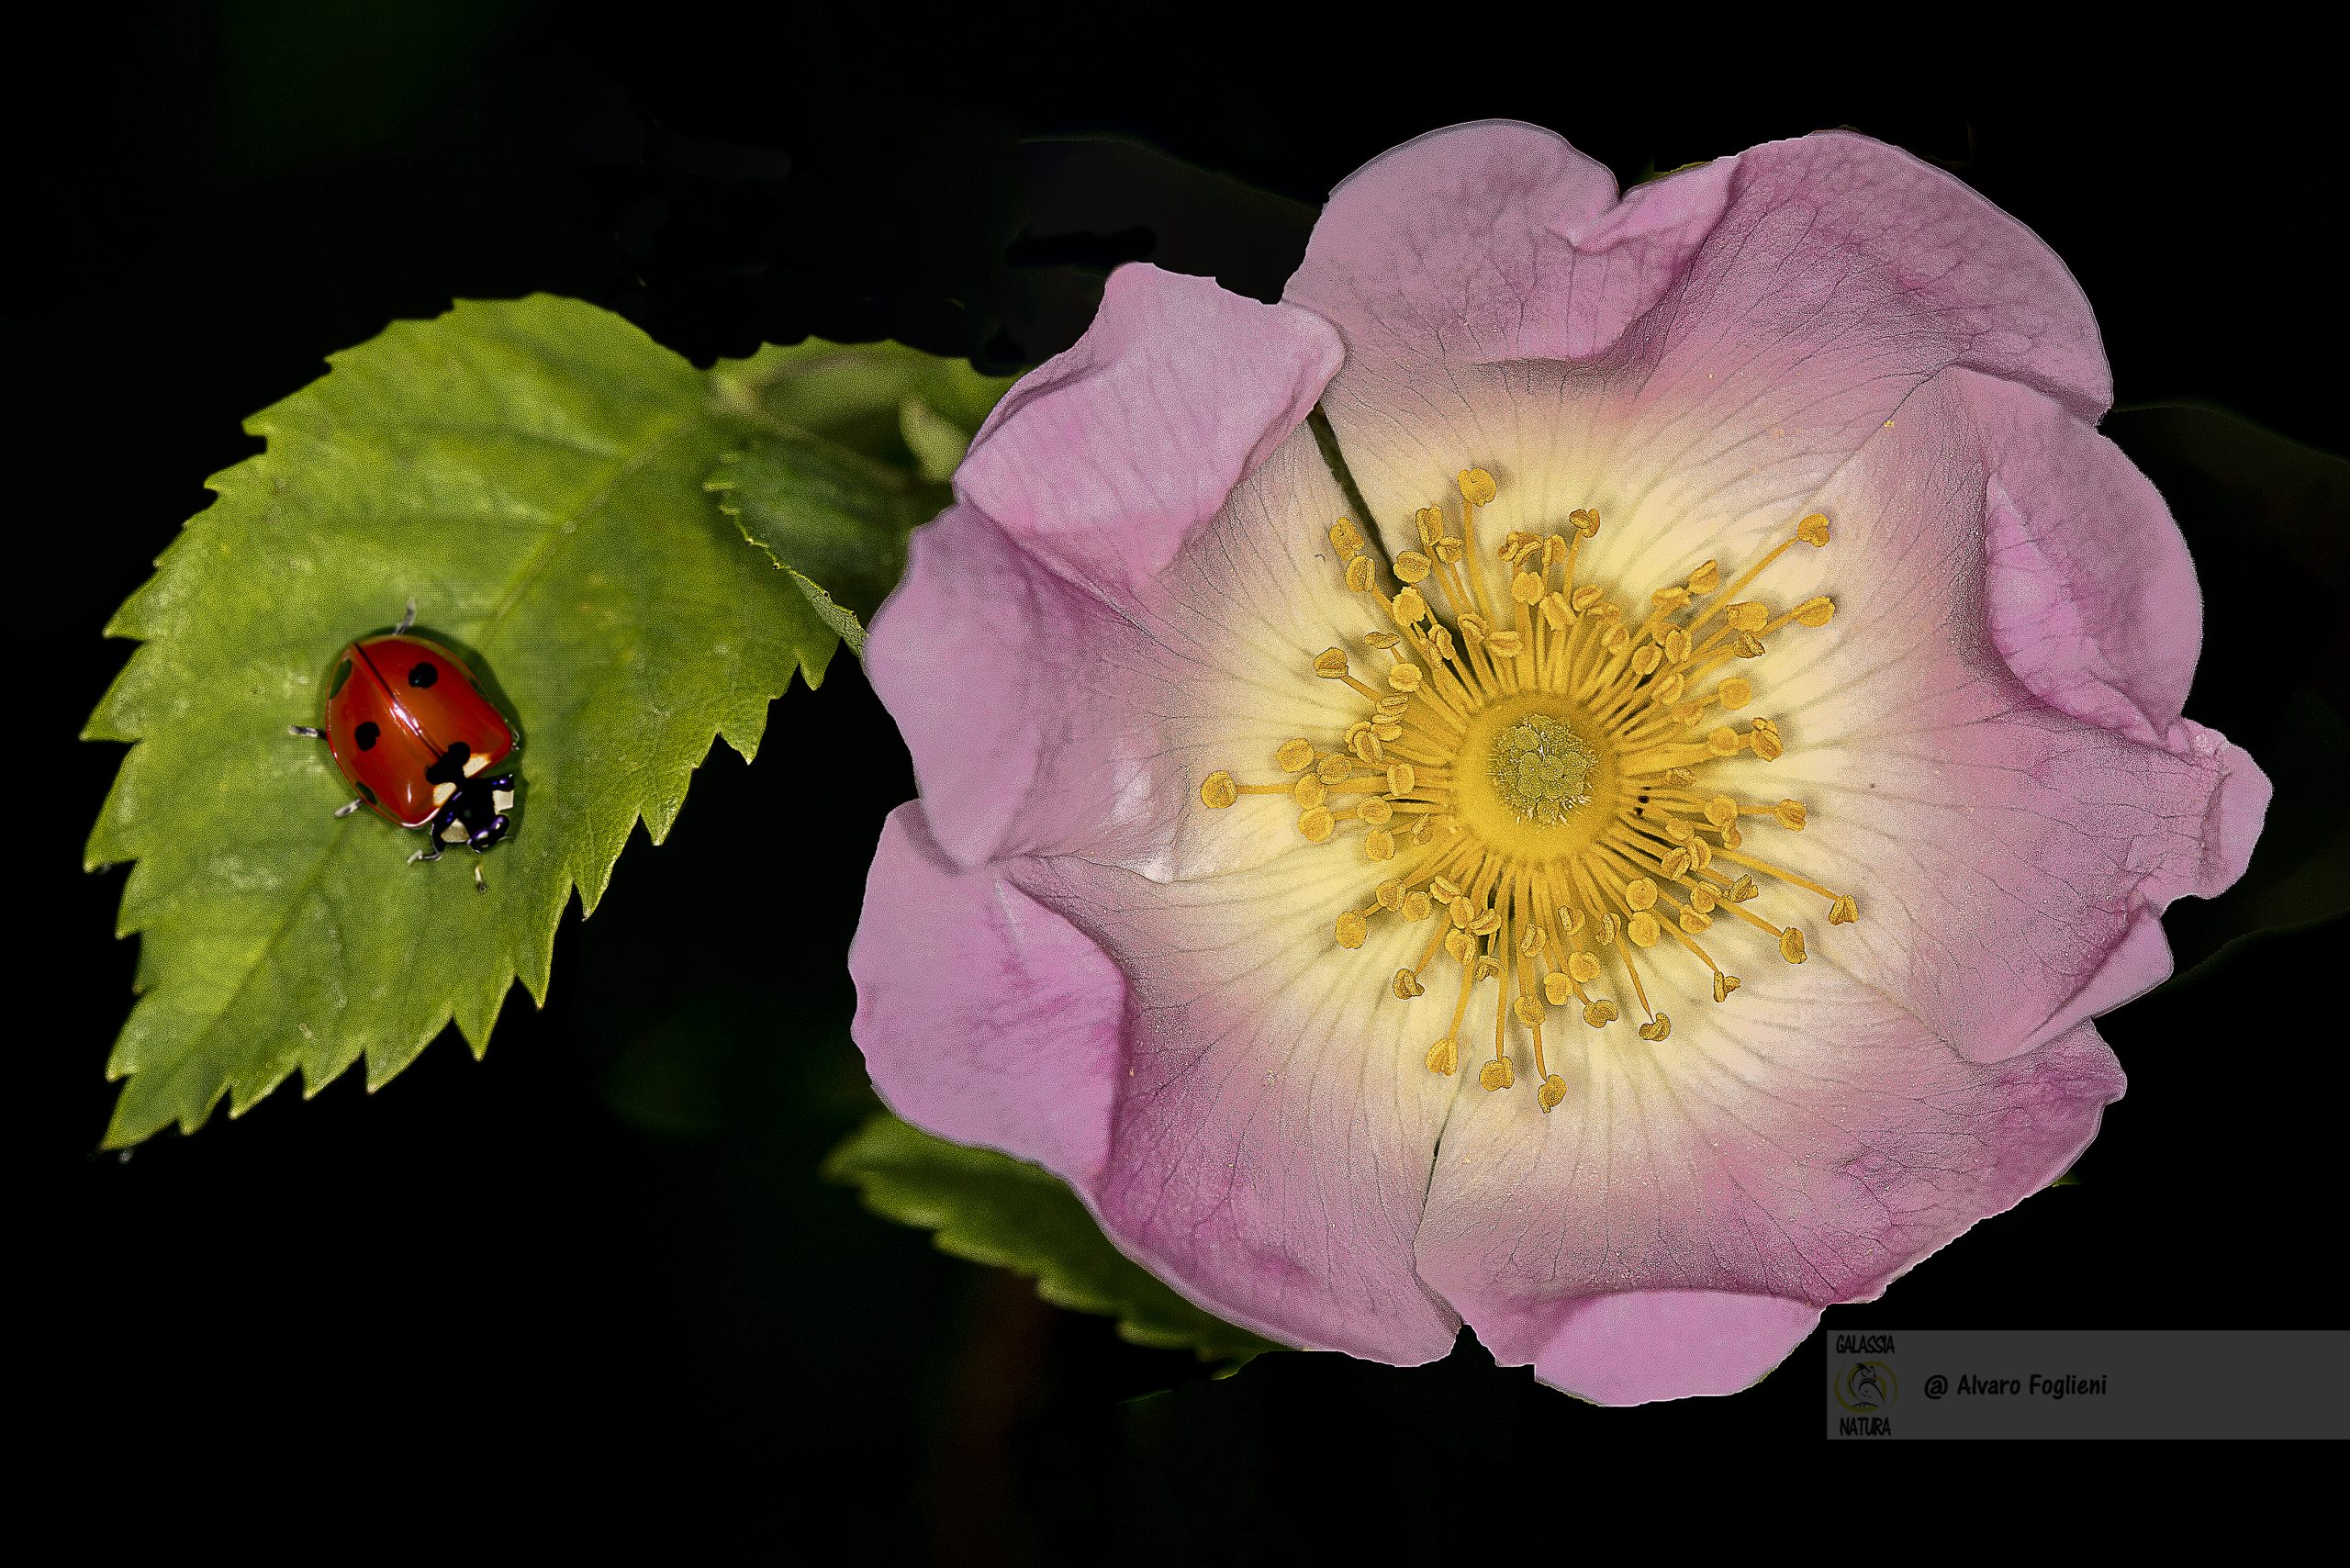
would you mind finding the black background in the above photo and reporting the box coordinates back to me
[18,4,2346,1551]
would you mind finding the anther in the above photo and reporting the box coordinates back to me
[1478,1058,1515,1092]
[1427,1038,1460,1075]
[1829,893,1859,924]
[1459,468,1497,507]
[1779,926,1808,964]
[1200,771,1237,808]
[1536,1074,1568,1113]
[1637,1014,1673,1043]
[1276,739,1315,772]
[1796,513,1830,546]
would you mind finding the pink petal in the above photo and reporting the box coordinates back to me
[1416,990,2124,1404]
[848,804,1123,1187]
[1746,370,2267,1060]
[867,264,1380,877]
[1522,1293,1823,1406]
[867,427,1391,878]
[865,506,1127,873]
[1976,372,2203,744]
[1288,124,2109,566]
[954,263,1341,599]
[1015,850,1464,1363]
[1285,118,1735,370]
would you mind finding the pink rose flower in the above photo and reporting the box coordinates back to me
[849,122,2270,1403]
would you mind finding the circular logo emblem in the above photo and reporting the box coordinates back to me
[1835,1361,1898,1412]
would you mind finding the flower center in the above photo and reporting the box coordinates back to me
[1486,713,1597,825]
[1201,467,1858,1113]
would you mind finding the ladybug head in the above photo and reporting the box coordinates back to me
[448,771,520,854]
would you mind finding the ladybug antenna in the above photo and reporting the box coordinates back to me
[395,598,417,635]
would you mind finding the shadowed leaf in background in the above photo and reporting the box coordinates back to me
[827,1114,1276,1362]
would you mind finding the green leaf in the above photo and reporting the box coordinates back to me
[706,341,1011,650]
[84,297,969,1146]
[825,1114,1277,1361]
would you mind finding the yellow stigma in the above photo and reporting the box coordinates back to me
[1202,476,1859,1116]
[1486,714,1598,824]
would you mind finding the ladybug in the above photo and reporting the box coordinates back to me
[290,601,520,891]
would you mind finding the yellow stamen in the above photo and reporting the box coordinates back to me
[1199,473,1862,1107]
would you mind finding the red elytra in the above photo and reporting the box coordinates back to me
[322,633,517,829]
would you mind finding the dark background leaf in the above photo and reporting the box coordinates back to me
[704,340,1013,642]
[19,1,2344,1544]
[827,1115,1274,1361]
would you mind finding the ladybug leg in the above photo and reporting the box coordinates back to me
[407,840,442,867]
[333,798,365,819]
[288,724,323,738]
[394,599,417,635]
[472,861,487,893]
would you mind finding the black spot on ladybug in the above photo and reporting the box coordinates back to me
[408,662,438,689]
[356,781,377,805]
[330,658,353,698]
[423,741,472,787]
[354,721,380,752]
